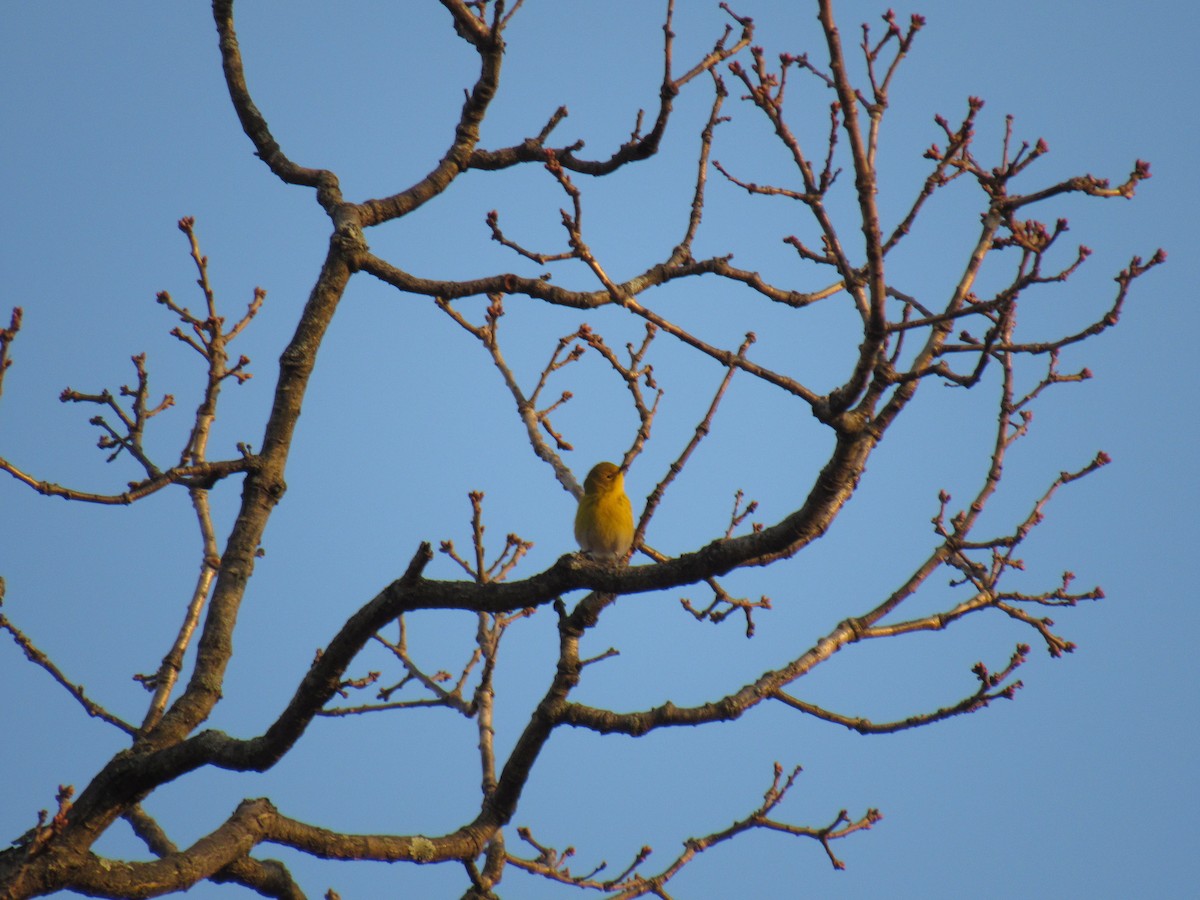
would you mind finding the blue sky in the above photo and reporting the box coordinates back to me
[1,2,1196,898]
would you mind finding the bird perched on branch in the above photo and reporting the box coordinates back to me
[575,461,634,563]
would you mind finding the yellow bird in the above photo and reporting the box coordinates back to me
[575,461,635,563]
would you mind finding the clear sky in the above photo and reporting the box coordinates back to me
[1,2,1196,898]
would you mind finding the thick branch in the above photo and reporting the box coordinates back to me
[212,0,341,208]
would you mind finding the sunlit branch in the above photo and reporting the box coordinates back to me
[723,50,862,316]
[884,98,979,254]
[434,294,580,495]
[773,645,1027,734]
[0,456,250,506]
[0,609,135,736]
[675,69,728,256]
[138,219,262,732]
[61,352,171,475]
[509,762,879,893]
[465,3,753,176]
[636,331,752,580]
[135,491,220,732]
[212,0,339,200]
[527,169,824,407]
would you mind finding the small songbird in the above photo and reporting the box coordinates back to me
[574,461,635,563]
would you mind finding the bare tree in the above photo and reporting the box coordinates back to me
[0,1,1161,898]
